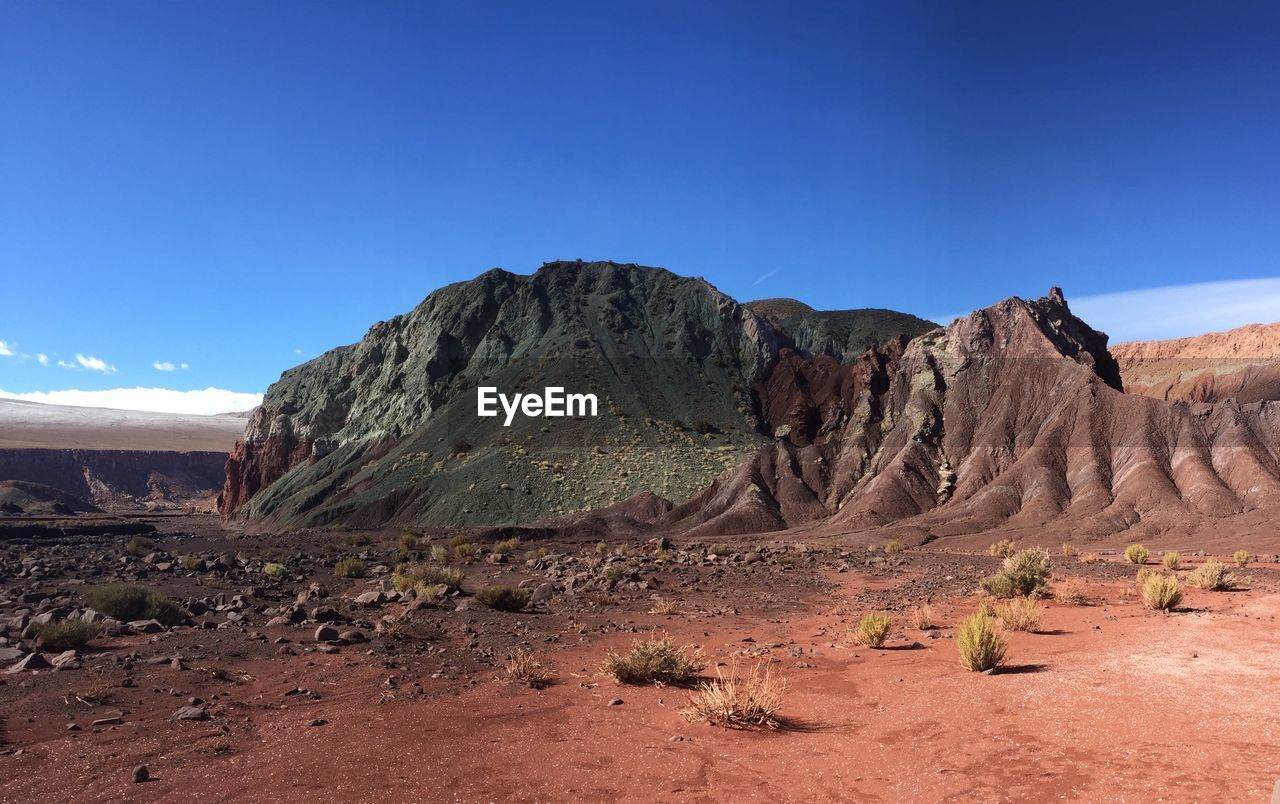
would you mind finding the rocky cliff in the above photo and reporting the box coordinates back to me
[0,449,229,511]
[221,261,936,529]
[1113,322,1280,403]
[744,298,935,364]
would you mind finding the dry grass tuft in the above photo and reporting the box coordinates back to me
[1189,558,1233,591]
[1162,551,1181,570]
[988,539,1016,558]
[1054,577,1088,605]
[682,661,785,730]
[997,597,1042,632]
[884,540,904,554]
[909,604,935,631]
[504,648,553,689]
[1233,550,1251,568]
[956,613,1006,672]
[648,598,677,616]
[1140,573,1182,610]
[1124,544,1149,565]
[604,636,704,685]
[853,612,892,648]
[1060,543,1077,557]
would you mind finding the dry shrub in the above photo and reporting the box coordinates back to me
[976,597,997,619]
[1078,552,1101,564]
[682,661,785,730]
[84,583,186,625]
[1124,544,1149,565]
[1233,550,1251,568]
[1140,573,1182,610]
[1189,558,1233,591]
[1162,551,1181,570]
[334,558,366,578]
[988,539,1016,558]
[854,612,892,648]
[604,636,704,685]
[1061,543,1077,557]
[394,563,464,592]
[884,540,904,554]
[1054,577,1088,605]
[648,598,677,616]
[909,604,935,631]
[33,619,101,650]
[491,537,521,555]
[998,597,1042,632]
[475,586,530,612]
[956,613,1006,672]
[504,648,553,689]
[980,548,1051,598]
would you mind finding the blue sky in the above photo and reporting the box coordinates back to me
[2,1,1279,412]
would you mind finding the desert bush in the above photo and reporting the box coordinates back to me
[475,586,530,612]
[448,534,471,547]
[988,539,1016,558]
[1233,550,1251,568]
[595,542,608,557]
[178,554,200,571]
[263,562,288,578]
[394,563,464,593]
[910,604,935,631]
[347,533,373,548]
[504,648,553,688]
[33,619,101,650]
[1061,543,1077,557]
[682,661,785,729]
[980,548,1051,598]
[334,558,366,578]
[454,542,477,560]
[429,545,449,562]
[854,612,892,647]
[1055,577,1088,605]
[1189,558,1233,591]
[648,598,677,616]
[1136,566,1155,586]
[491,537,521,555]
[1140,573,1182,610]
[84,583,186,625]
[884,540,904,554]
[124,536,154,556]
[708,543,732,557]
[998,597,1042,632]
[976,597,997,619]
[1124,544,1149,565]
[398,533,418,557]
[1162,551,1181,570]
[956,613,1006,672]
[603,636,704,685]
[524,547,550,561]
[1079,552,1101,564]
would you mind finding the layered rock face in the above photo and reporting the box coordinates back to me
[1113,322,1280,403]
[0,449,229,511]
[660,289,1280,545]
[222,261,936,529]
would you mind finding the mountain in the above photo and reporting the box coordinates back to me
[220,261,936,529]
[658,288,1280,547]
[0,399,238,510]
[1113,322,1280,403]
[744,298,936,363]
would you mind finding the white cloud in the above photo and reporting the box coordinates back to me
[71,353,116,373]
[0,387,263,416]
[0,341,13,357]
[152,360,190,372]
[36,353,49,366]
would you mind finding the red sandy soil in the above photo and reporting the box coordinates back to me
[4,554,1278,802]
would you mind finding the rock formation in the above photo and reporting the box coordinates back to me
[1113,321,1280,403]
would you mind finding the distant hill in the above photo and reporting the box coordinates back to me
[744,298,937,363]
[0,480,101,516]
[0,399,244,452]
[1113,321,1280,403]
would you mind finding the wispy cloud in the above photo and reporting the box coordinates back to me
[0,341,13,357]
[0,387,263,416]
[71,353,116,373]
[152,360,190,372]
[927,278,1280,343]
[751,268,780,287]
[36,353,49,366]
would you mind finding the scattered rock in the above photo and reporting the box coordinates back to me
[132,765,150,783]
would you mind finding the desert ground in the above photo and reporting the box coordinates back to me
[2,515,1277,802]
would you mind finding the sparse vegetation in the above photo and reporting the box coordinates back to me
[1233,550,1251,568]
[124,536,154,556]
[263,562,288,578]
[1140,573,1182,610]
[334,557,367,578]
[976,597,997,619]
[708,543,732,557]
[178,554,200,571]
[347,533,373,548]
[603,635,704,685]
[1189,558,1233,591]
[884,540,904,554]
[523,547,550,562]
[491,537,521,555]
[454,542,476,560]
[504,648,553,688]
[909,604,935,631]
[476,585,530,612]
[1079,552,1102,564]
[398,533,418,557]
[648,598,677,616]
[980,548,1051,598]
[1124,544,1149,565]
[988,539,1016,558]
[1061,543,1077,557]
[854,612,892,647]
[429,545,449,562]
[682,661,785,730]
[956,612,1006,672]
[84,583,186,625]
[393,563,464,593]
[1162,551,1181,570]
[595,541,608,557]
[1055,577,1088,605]
[33,619,101,650]
[998,597,1042,632]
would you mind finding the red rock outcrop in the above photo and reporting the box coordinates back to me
[1113,321,1280,403]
